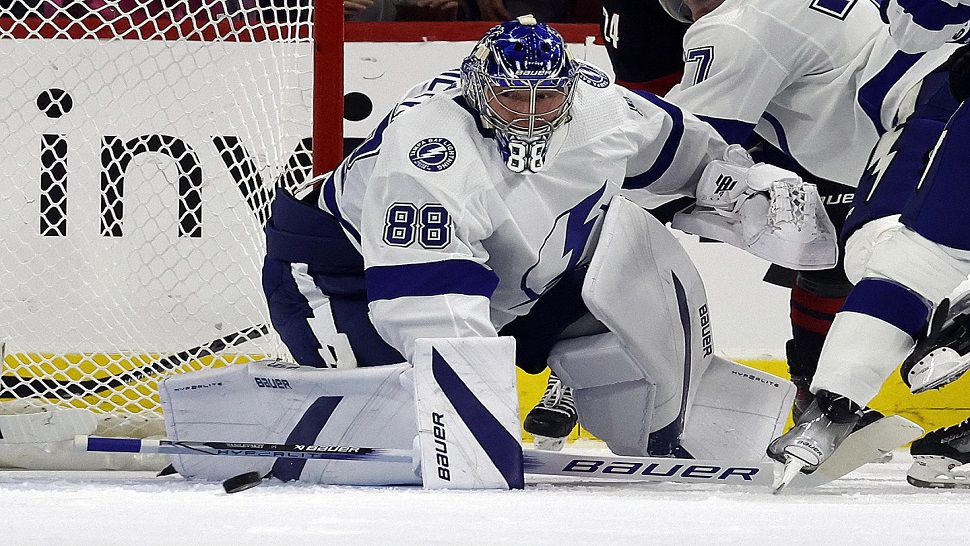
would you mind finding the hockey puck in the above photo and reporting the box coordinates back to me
[222,471,264,494]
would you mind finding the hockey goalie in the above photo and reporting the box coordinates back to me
[4,17,832,481]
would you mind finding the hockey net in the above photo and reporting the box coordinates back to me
[0,1,330,434]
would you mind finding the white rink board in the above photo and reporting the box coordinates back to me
[1,37,791,358]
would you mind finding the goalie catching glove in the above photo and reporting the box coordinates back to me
[671,145,838,270]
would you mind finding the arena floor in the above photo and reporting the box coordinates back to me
[4,441,970,545]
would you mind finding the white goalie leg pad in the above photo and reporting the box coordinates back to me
[547,332,657,456]
[681,356,795,461]
[581,195,714,452]
[160,360,420,485]
[412,337,523,490]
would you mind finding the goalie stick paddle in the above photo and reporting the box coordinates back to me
[76,436,773,487]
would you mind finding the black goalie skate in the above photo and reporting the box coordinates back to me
[901,295,970,394]
[523,372,577,451]
[908,418,970,488]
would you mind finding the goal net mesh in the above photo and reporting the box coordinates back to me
[0,1,314,423]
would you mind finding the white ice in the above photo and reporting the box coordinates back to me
[3,442,970,545]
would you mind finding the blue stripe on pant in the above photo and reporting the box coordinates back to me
[262,190,404,367]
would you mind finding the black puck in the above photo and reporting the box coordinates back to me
[222,471,264,494]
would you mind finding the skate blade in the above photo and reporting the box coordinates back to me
[773,457,809,494]
[906,475,970,488]
[783,415,923,489]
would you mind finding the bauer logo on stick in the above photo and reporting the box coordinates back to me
[409,138,456,172]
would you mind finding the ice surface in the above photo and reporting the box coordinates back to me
[3,442,970,545]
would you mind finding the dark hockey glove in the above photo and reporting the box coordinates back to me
[948,44,970,103]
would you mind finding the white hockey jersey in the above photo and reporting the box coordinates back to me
[665,0,957,187]
[316,67,730,360]
[883,0,970,53]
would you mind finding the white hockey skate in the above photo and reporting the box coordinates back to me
[769,391,923,492]
[523,373,577,451]
[901,295,970,394]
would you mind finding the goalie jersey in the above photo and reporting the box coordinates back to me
[296,68,729,363]
[665,0,957,187]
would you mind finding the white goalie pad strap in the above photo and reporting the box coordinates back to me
[412,337,523,490]
[548,332,657,456]
[681,356,795,461]
[583,195,713,434]
[160,360,419,485]
[672,162,838,269]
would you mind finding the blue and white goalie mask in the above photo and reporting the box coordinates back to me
[461,15,578,173]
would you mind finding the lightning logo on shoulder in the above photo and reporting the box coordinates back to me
[409,138,457,172]
[576,62,610,89]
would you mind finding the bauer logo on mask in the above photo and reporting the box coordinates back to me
[409,138,457,172]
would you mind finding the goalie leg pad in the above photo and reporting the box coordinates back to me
[547,332,657,457]
[160,360,420,485]
[681,356,795,461]
[581,196,714,451]
[412,337,523,490]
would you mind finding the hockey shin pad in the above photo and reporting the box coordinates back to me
[412,337,523,490]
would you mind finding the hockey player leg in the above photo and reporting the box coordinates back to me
[412,337,523,490]
[786,271,853,421]
[770,227,968,488]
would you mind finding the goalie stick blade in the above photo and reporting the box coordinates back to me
[780,415,923,490]
[522,450,773,486]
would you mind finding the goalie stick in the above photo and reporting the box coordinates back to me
[75,435,774,486]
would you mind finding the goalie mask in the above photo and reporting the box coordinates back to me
[461,15,578,173]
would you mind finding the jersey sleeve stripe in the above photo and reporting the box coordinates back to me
[321,171,362,243]
[696,115,756,145]
[857,50,925,134]
[365,260,500,302]
[622,91,685,189]
[894,0,970,31]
